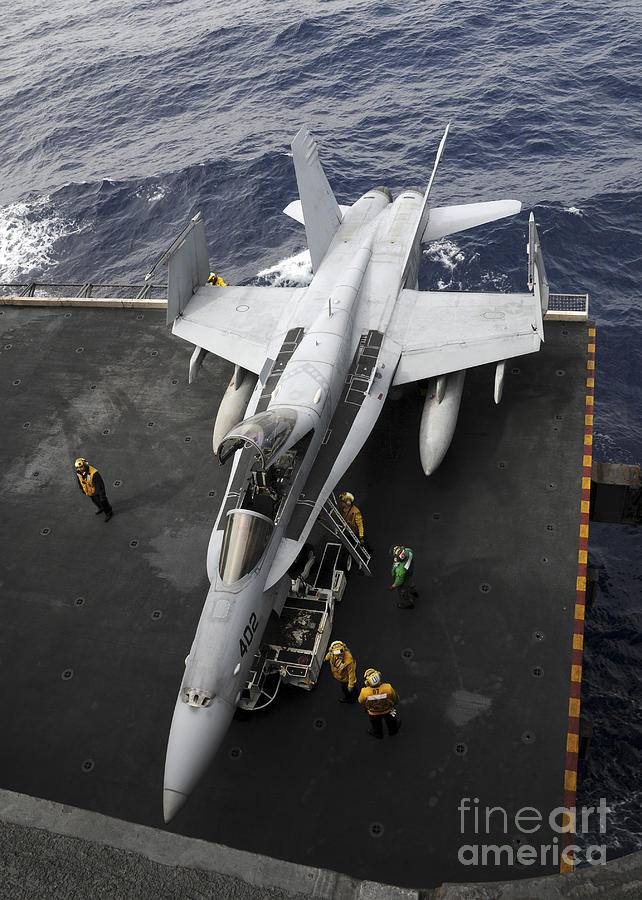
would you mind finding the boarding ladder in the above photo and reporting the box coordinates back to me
[318,492,372,576]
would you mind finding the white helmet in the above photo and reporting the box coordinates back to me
[364,668,381,687]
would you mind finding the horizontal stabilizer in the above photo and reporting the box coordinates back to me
[291,127,343,272]
[283,199,350,225]
[422,200,522,243]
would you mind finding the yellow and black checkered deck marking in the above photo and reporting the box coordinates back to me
[560,326,595,873]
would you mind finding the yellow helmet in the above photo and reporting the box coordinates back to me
[364,668,381,687]
[329,640,346,655]
[74,457,88,469]
[339,492,354,505]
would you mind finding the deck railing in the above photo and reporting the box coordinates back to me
[0,283,590,320]
[0,281,168,300]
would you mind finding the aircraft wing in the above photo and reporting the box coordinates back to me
[172,283,308,374]
[389,289,543,386]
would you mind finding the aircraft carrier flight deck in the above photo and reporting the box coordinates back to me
[0,300,593,891]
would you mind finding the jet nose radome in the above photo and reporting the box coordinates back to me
[163,787,188,823]
[163,693,236,823]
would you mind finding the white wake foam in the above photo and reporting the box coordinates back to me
[424,238,467,289]
[0,197,83,282]
[257,249,312,286]
[135,185,166,204]
[425,238,512,291]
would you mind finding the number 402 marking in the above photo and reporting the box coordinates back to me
[239,612,258,656]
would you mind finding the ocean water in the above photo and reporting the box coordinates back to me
[1,0,641,865]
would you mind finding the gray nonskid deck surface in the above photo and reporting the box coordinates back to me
[1,789,411,900]
[0,306,588,890]
[0,818,306,900]
[2,790,642,900]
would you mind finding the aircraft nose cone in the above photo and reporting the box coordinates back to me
[163,693,236,822]
[163,788,188,823]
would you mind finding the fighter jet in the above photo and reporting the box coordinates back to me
[156,124,549,822]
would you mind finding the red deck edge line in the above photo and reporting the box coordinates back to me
[560,326,595,873]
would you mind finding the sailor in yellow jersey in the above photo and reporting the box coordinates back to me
[207,271,227,287]
[338,492,365,544]
[324,640,357,703]
[74,457,113,521]
[358,668,401,739]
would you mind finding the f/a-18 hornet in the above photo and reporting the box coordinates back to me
[154,124,549,821]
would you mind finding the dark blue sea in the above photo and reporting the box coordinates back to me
[1,0,640,866]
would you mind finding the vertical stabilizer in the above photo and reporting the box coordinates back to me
[291,127,343,272]
[399,123,451,285]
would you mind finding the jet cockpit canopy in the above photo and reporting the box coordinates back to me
[219,509,273,584]
[217,408,301,470]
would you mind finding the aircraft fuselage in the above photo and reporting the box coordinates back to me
[163,185,430,821]
[163,123,542,822]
